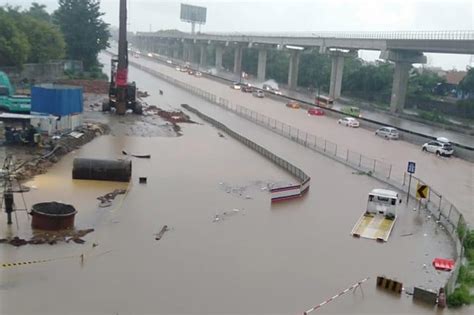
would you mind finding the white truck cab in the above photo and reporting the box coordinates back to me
[366,189,399,218]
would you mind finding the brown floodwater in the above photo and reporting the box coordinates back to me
[130,54,473,225]
[0,57,469,315]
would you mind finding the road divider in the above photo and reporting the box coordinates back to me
[181,104,310,203]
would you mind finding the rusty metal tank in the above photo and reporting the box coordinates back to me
[72,158,132,182]
[31,202,77,230]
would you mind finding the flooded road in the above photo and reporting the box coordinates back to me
[129,54,474,225]
[0,56,468,314]
[163,55,474,146]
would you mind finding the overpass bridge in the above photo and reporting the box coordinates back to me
[134,30,474,113]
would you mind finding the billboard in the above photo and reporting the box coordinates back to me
[180,3,207,24]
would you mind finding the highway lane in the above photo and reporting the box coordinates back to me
[129,54,474,225]
[148,53,474,147]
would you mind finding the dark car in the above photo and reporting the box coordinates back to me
[241,85,253,93]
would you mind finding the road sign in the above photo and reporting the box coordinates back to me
[407,161,416,174]
[416,183,429,199]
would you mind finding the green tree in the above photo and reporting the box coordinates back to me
[459,67,474,94]
[0,8,30,66]
[266,50,289,83]
[17,16,65,63]
[341,60,394,102]
[26,2,51,22]
[298,50,331,92]
[54,0,110,70]
[408,69,444,98]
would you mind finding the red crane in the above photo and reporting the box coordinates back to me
[103,0,142,115]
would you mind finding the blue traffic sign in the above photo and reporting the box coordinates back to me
[407,161,416,174]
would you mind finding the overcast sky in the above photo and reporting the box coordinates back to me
[3,0,474,70]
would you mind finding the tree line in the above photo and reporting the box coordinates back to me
[0,0,109,71]
[218,47,473,119]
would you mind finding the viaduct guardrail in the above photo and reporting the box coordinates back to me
[136,30,474,54]
[126,57,467,295]
[205,30,474,41]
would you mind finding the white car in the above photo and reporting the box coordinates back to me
[253,90,265,98]
[230,82,241,90]
[147,53,153,57]
[175,66,181,71]
[338,117,360,127]
[195,71,202,77]
[422,140,454,157]
[166,60,173,64]
[272,88,282,95]
[375,127,399,140]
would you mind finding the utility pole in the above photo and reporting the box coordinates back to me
[116,0,128,115]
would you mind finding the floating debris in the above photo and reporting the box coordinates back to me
[154,225,169,241]
[213,209,245,223]
[97,189,127,205]
[122,150,151,159]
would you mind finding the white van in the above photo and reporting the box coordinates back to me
[366,189,400,218]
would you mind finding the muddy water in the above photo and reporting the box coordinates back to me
[130,55,474,225]
[0,58,467,315]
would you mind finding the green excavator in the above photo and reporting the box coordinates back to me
[0,71,31,113]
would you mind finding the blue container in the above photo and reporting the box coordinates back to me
[31,85,83,116]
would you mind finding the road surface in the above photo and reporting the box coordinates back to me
[127,54,474,225]
[0,58,464,314]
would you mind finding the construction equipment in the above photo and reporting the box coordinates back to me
[103,0,142,115]
[0,71,31,113]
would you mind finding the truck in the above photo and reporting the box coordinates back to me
[341,106,361,118]
[0,71,31,113]
[351,189,400,242]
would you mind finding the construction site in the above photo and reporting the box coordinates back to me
[1,1,473,314]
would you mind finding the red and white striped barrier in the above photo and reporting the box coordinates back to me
[302,277,369,314]
[271,177,311,203]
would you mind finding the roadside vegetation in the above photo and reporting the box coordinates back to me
[0,0,110,72]
[448,228,474,307]
[214,46,474,124]
[0,3,65,66]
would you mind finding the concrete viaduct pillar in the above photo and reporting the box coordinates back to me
[183,43,192,62]
[200,45,207,67]
[257,49,267,81]
[380,50,427,113]
[234,46,243,76]
[328,50,357,100]
[215,45,224,70]
[288,50,301,90]
[329,54,345,100]
[172,44,180,59]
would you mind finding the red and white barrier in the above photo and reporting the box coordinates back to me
[271,177,311,203]
[302,277,369,314]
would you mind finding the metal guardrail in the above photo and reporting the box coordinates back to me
[126,57,467,294]
[139,30,474,41]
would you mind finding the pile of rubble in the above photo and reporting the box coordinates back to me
[14,123,109,181]
[0,228,95,246]
[143,105,195,133]
[55,79,109,94]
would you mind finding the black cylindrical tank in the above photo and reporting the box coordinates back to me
[72,158,132,182]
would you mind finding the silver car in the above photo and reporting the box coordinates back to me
[375,127,399,140]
